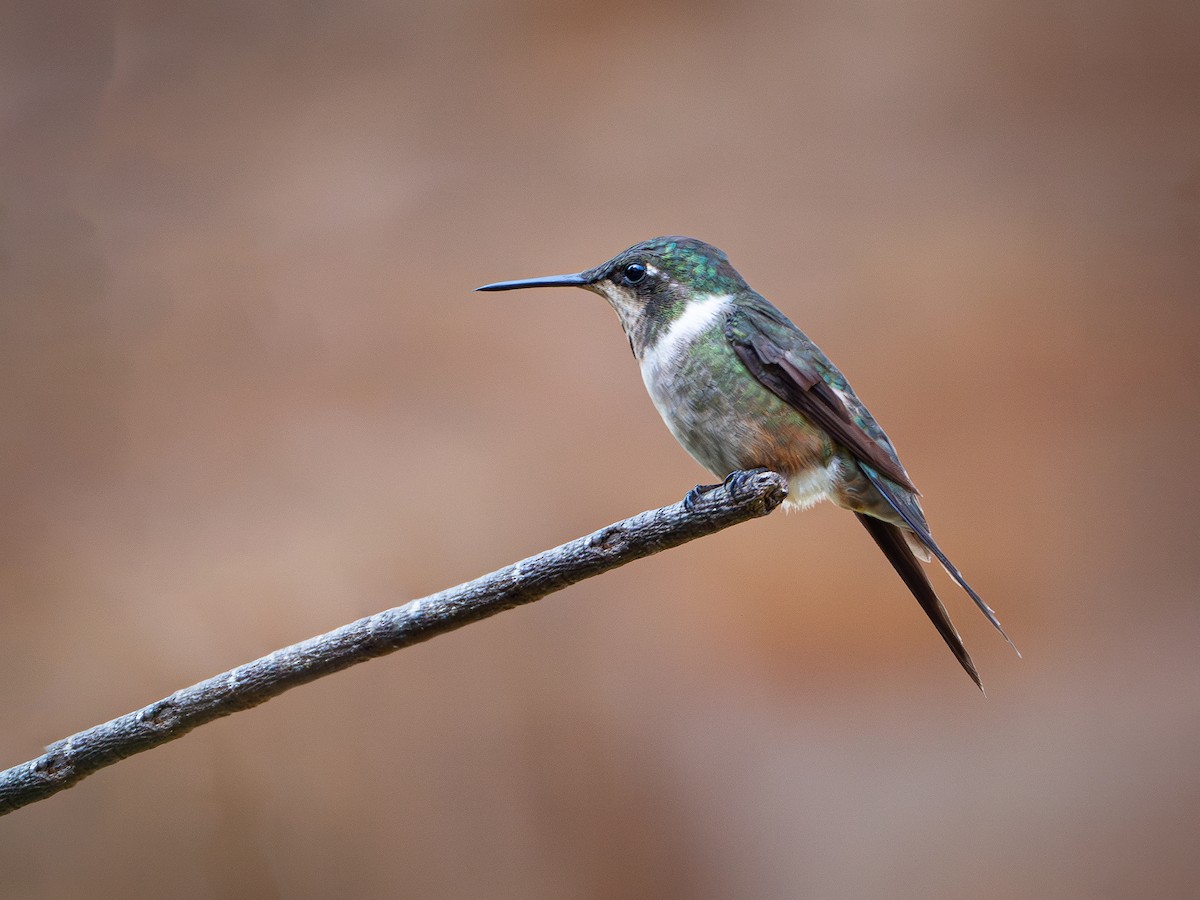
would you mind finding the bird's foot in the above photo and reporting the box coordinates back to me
[683,468,772,511]
[683,482,721,512]
[722,467,771,500]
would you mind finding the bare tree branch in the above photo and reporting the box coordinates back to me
[0,470,787,816]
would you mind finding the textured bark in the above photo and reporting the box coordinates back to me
[0,470,787,816]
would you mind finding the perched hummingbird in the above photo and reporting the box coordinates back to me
[477,236,1013,688]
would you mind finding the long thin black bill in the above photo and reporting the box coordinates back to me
[475,273,590,292]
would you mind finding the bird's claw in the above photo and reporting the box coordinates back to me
[684,469,772,510]
[721,467,770,499]
[683,482,721,512]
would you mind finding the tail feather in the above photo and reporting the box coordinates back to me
[856,513,984,691]
[860,465,1017,654]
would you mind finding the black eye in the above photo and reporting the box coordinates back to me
[622,262,647,285]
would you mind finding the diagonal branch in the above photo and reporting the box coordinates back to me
[0,470,787,816]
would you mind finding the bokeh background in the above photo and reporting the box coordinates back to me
[3,1,1198,897]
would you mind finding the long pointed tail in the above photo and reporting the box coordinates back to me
[856,513,984,691]
[859,465,1017,653]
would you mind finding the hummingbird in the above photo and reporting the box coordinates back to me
[477,236,1013,689]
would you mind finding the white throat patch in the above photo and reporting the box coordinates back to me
[640,293,732,374]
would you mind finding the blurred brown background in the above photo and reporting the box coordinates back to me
[2,1,1198,897]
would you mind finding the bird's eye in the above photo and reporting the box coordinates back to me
[623,263,647,285]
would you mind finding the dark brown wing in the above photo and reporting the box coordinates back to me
[725,306,919,493]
